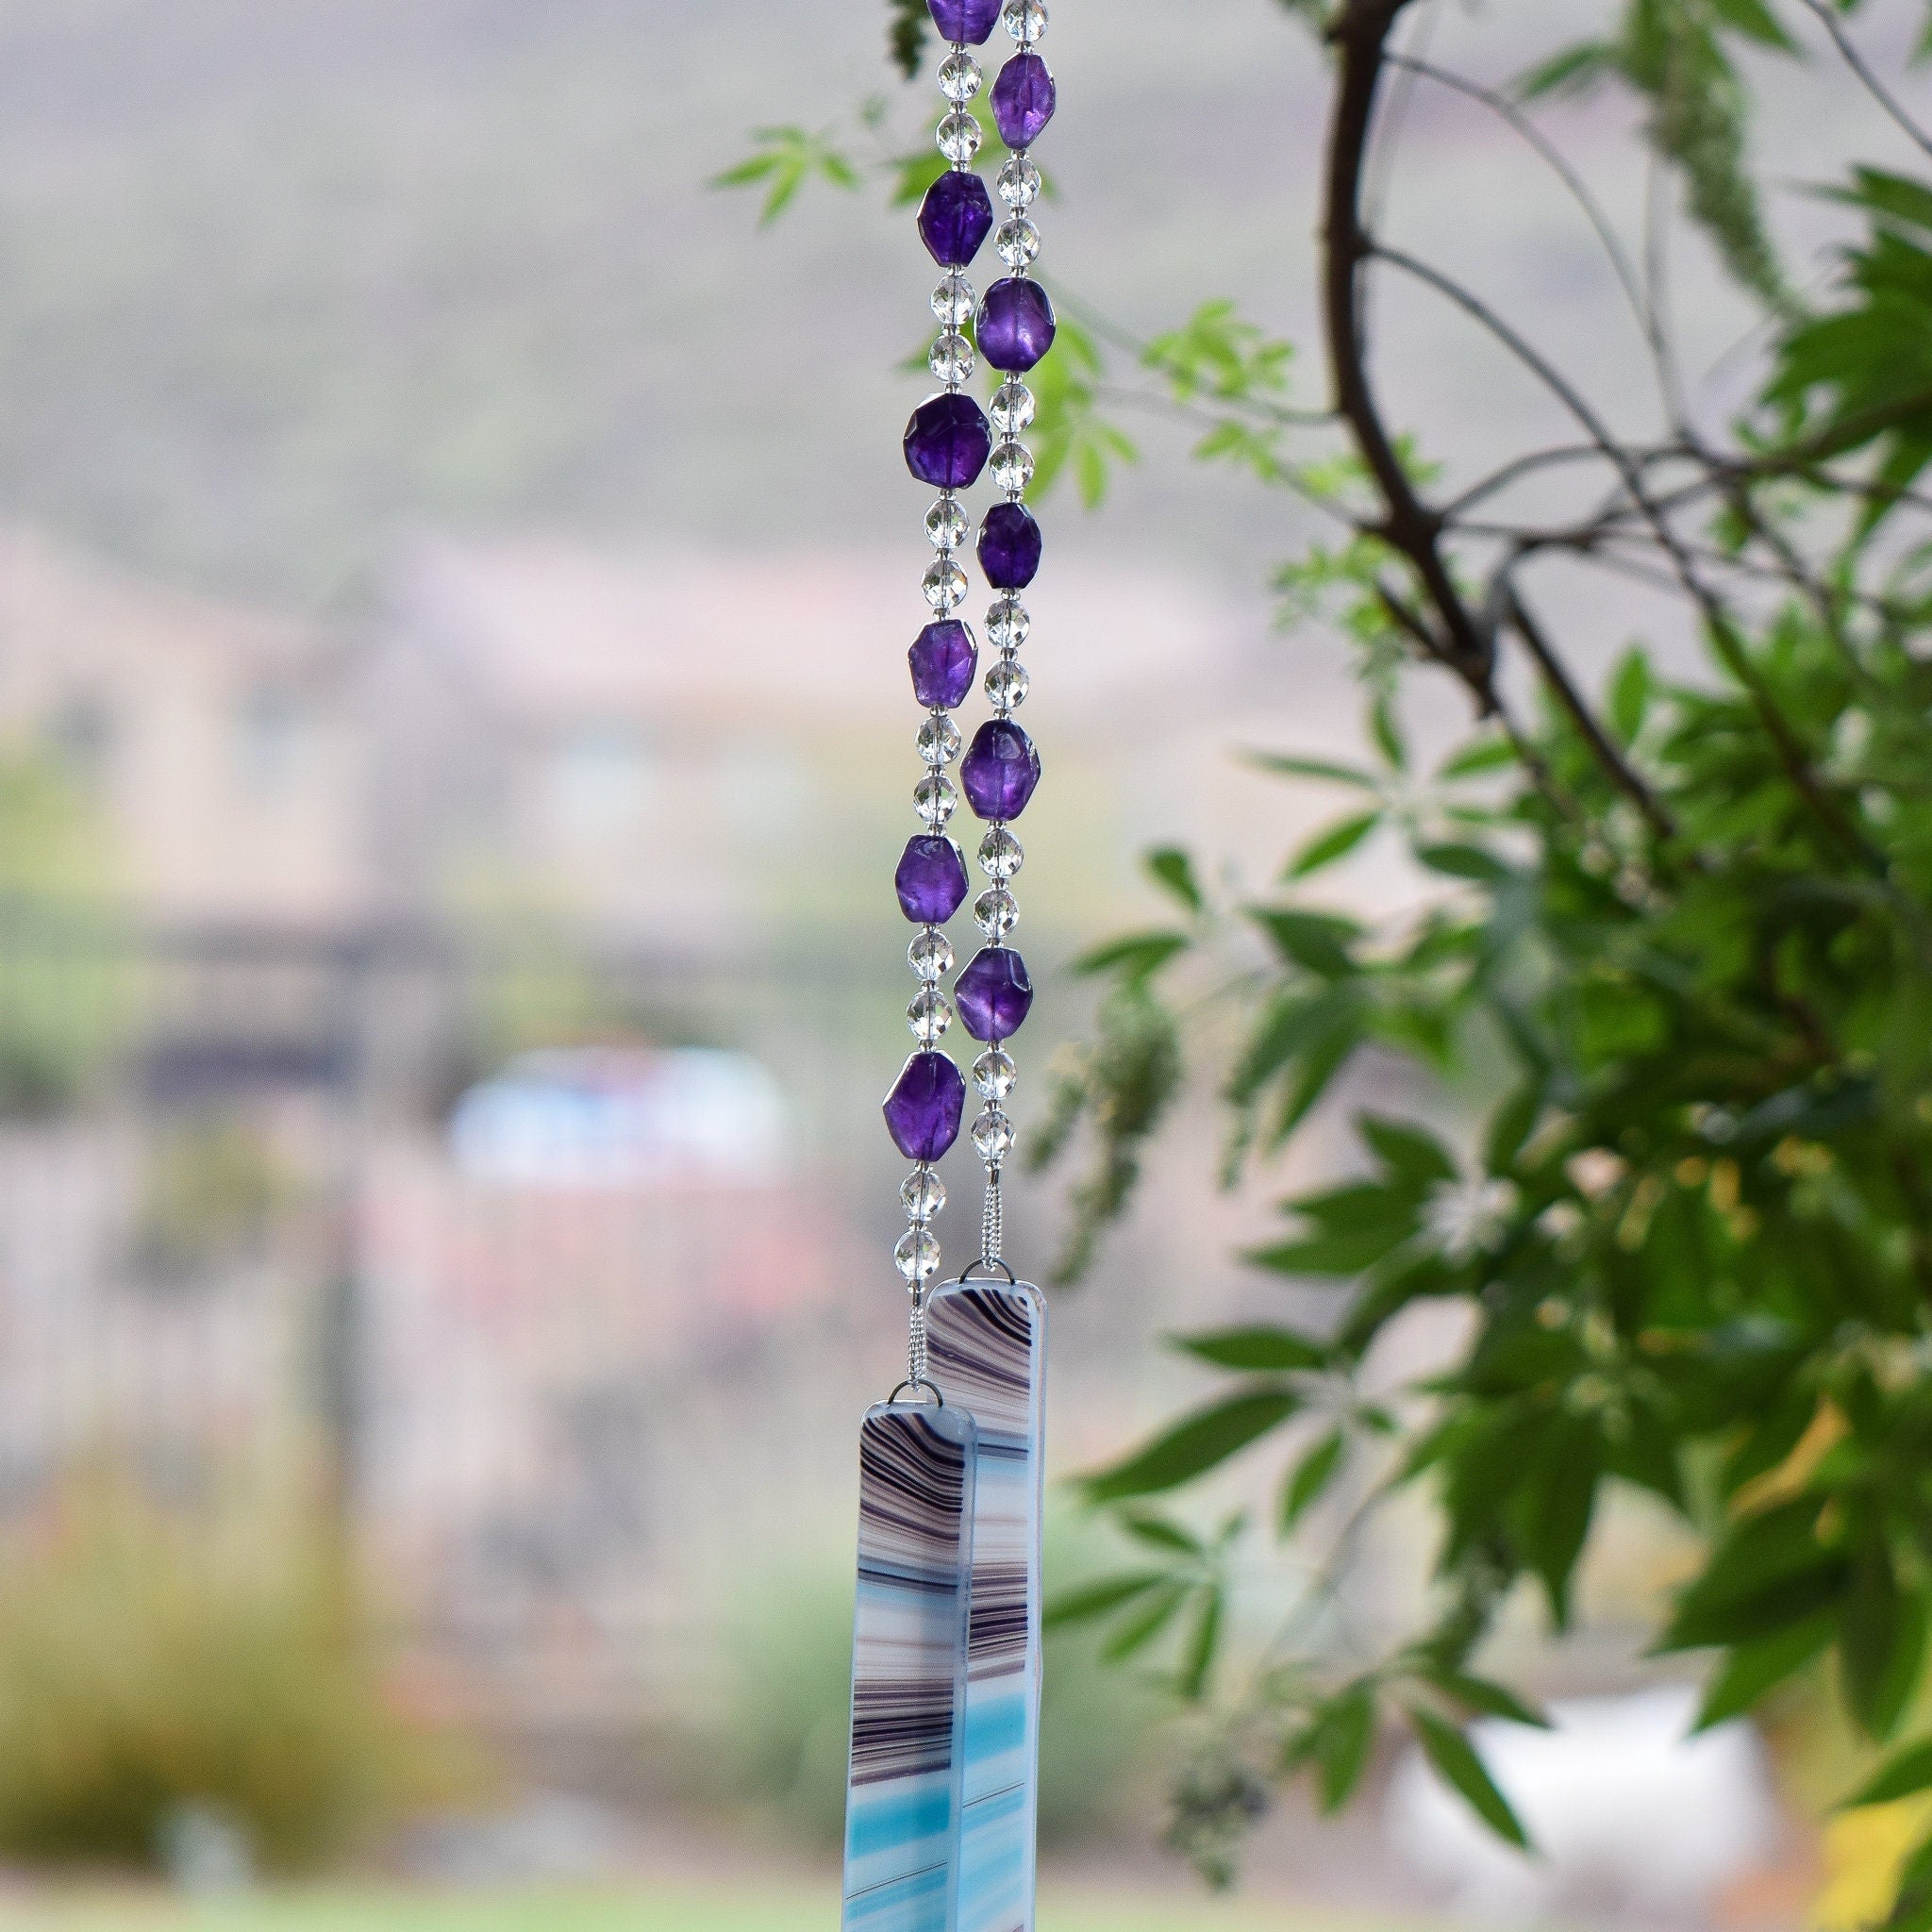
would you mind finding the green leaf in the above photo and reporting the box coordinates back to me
[1103,1580,1191,1661]
[1146,847,1204,912]
[1842,1547,1928,1742]
[1174,1325,1331,1373]
[1521,1416,1600,1628]
[1410,1709,1530,1848]
[712,125,860,225]
[1516,40,1615,99]
[1485,1083,1543,1175]
[1072,930,1191,980]
[1042,1570,1168,1629]
[1177,1584,1224,1700]
[1245,752,1379,790]
[1707,0,1799,53]
[1846,1739,1932,1809]
[1083,1387,1303,1504]
[1248,908,1360,977]
[1417,842,1512,884]
[1360,1116,1458,1187]
[1119,1511,1206,1556]
[1310,1685,1377,1810]
[1423,1669,1552,1729]
[1694,1614,1835,1731]
[1439,736,1519,778]
[1609,649,1653,741]
[1663,1500,1850,1651]
[1280,1428,1346,1531]
[1287,811,1381,879]
[1371,695,1408,770]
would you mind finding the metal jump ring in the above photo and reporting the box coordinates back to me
[888,1376,944,1407]
[957,1256,1018,1285]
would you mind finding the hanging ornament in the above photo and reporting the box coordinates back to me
[841,2,1058,1927]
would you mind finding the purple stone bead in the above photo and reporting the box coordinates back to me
[908,620,978,708]
[977,502,1042,590]
[977,278,1057,373]
[991,54,1057,148]
[918,171,994,268]
[905,391,992,489]
[926,0,1000,43]
[883,1051,967,1161]
[961,718,1041,821]
[956,946,1035,1043]
[896,836,970,924]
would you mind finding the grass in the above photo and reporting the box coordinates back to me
[0,1884,1416,1932]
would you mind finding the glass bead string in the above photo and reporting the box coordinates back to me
[883,0,1058,1384]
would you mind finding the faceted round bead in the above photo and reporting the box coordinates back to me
[939,49,984,101]
[905,392,992,490]
[932,273,976,326]
[928,0,1001,44]
[918,711,964,766]
[915,772,959,830]
[902,1166,947,1223]
[919,170,994,268]
[937,110,983,164]
[962,719,1041,821]
[998,155,1042,208]
[929,331,974,383]
[974,1047,1017,1102]
[990,440,1035,493]
[909,927,956,982]
[987,595,1030,651]
[991,54,1057,148]
[986,658,1029,713]
[974,887,1019,939]
[923,556,967,612]
[908,987,955,1045]
[1003,0,1047,43]
[884,1051,967,1162]
[995,216,1041,270]
[926,497,969,551]
[980,825,1024,879]
[909,619,978,709]
[896,1225,943,1282]
[897,834,971,923]
[978,277,1057,371]
[978,500,1042,589]
[956,946,1036,1042]
[973,1109,1016,1163]
[990,378,1036,435]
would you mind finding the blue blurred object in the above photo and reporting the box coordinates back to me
[449,1047,790,1186]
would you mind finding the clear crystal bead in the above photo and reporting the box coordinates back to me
[932,273,975,326]
[986,659,1029,714]
[990,378,1036,435]
[998,155,1042,208]
[995,217,1041,269]
[987,596,1030,651]
[939,50,983,101]
[915,772,958,830]
[974,887,1018,939]
[979,827,1024,881]
[926,497,969,551]
[1003,0,1046,43]
[896,1225,942,1282]
[910,928,956,982]
[908,987,955,1044]
[923,557,967,613]
[918,711,963,766]
[991,441,1035,492]
[973,1109,1016,1162]
[974,1048,1017,1102]
[902,1167,947,1223]
[937,110,983,163]
[929,330,974,383]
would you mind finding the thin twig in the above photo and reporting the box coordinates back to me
[1794,0,1932,163]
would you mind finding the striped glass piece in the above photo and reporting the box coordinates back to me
[927,1279,1047,1932]
[843,1400,979,1932]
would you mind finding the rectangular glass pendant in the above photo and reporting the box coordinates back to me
[927,1279,1047,1932]
[842,1400,979,1932]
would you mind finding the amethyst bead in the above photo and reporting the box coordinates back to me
[977,278,1057,372]
[926,0,1001,43]
[977,502,1042,590]
[961,718,1041,820]
[956,947,1035,1042]
[991,54,1057,148]
[905,391,993,489]
[896,836,970,924]
[884,1052,967,1161]
[908,620,978,709]
[918,171,994,268]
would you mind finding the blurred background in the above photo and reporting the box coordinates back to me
[0,1,1905,1928]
